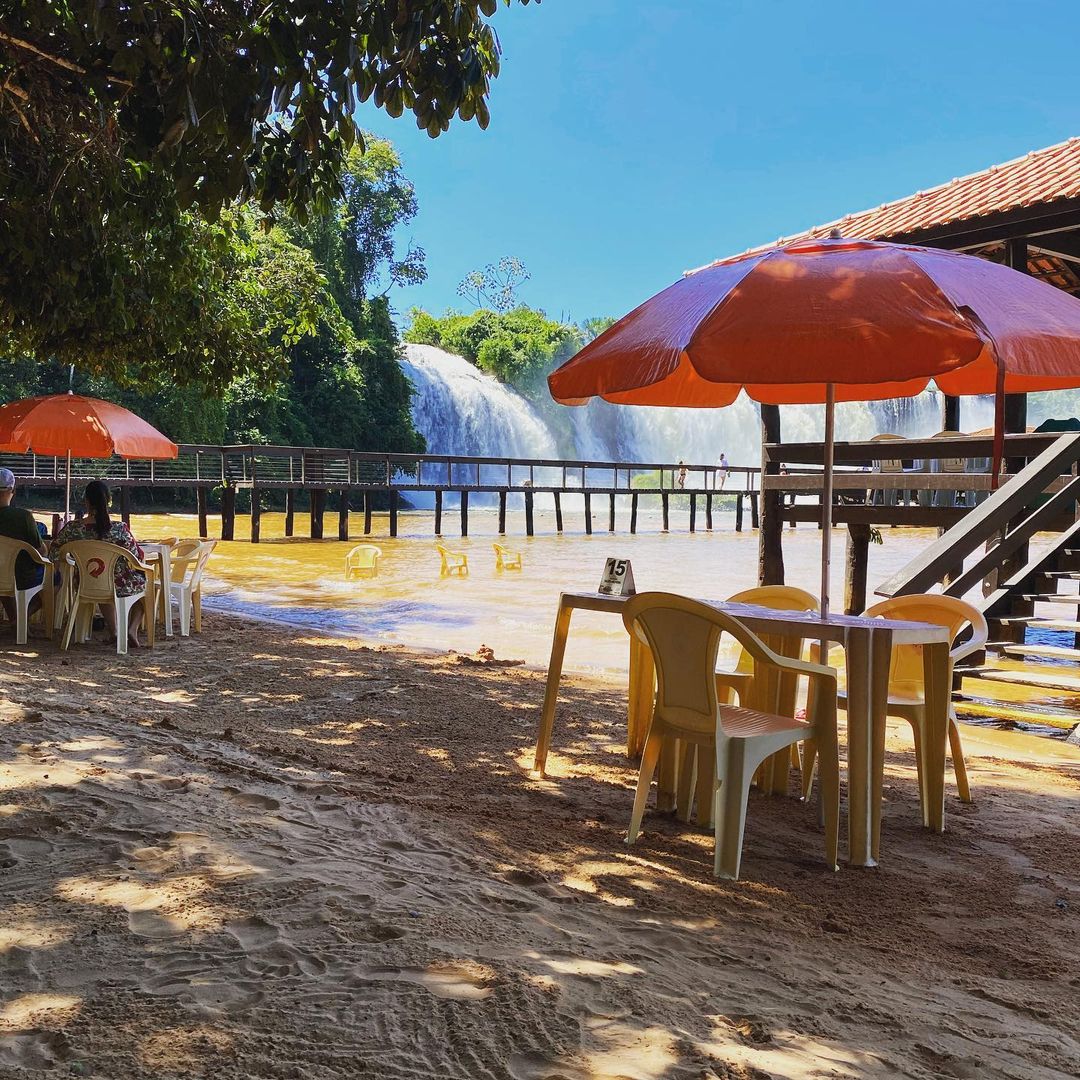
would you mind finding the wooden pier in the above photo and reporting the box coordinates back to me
[0,445,761,542]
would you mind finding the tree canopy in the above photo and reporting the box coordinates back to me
[0,1,534,382]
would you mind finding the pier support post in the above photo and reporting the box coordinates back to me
[338,489,350,541]
[758,404,785,586]
[460,490,469,536]
[284,490,295,537]
[630,493,638,534]
[844,523,871,616]
[309,489,326,539]
[689,493,697,533]
[735,492,744,532]
[706,493,713,531]
[364,492,373,536]
[434,490,443,535]
[250,488,261,543]
[749,491,759,529]
[119,486,131,526]
[584,492,593,535]
[197,488,208,539]
[498,490,507,534]
[608,493,616,532]
[661,492,669,532]
[554,492,563,533]
[525,490,535,536]
[389,491,399,537]
[221,485,236,541]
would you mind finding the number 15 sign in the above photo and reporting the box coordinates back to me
[598,558,636,597]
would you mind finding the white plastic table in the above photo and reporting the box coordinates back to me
[141,543,174,639]
[531,591,951,867]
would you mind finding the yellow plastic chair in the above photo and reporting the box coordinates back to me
[623,592,839,880]
[345,544,382,579]
[58,540,155,656]
[437,543,468,577]
[0,537,52,645]
[871,433,908,506]
[808,593,987,813]
[493,543,522,571]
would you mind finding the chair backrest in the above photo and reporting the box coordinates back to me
[623,592,774,738]
[58,540,133,602]
[0,536,47,595]
[189,540,217,590]
[871,432,905,472]
[175,538,202,557]
[347,544,380,569]
[725,585,819,677]
[864,594,989,688]
[931,431,968,473]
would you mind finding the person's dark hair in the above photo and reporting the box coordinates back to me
[83,480,111,539]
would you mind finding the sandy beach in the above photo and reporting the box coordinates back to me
[2,613,1079,1079]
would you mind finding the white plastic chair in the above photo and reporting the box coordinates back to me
[58,540,154,656]
[345,544,382,579]
[165,539,216,636]
[0,537,52,645]
[623,592,840,880]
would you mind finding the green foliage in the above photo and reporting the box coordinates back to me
[405,306,582,397]
[456,256,530,312]
[581,315,618,342]
[0,1,534,382]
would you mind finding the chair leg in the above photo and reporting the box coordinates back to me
[179,587,192,637]
[675,742,696,823]
[627,731,663,845]
[910,714,930,827]
[713,742,754,881]
[15,591,29,646]
[695,750,715,828]
[115,599,129,656]
[61,600,81,651]
[948,717,971,803]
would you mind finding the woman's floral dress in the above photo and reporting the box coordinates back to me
[51,520,147,597]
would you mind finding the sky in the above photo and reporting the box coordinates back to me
[361,0,1080,328]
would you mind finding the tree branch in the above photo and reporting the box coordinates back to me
[0,30,134,88]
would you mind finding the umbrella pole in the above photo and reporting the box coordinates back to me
[65,450,72,520]
[820,383,836,620]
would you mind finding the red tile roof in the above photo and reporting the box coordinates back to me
[694,137,1080,272]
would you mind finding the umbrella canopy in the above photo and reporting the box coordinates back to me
[0,394,178,459]
[548,237,1080,617]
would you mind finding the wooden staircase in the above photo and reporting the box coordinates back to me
[877,433,1080,736]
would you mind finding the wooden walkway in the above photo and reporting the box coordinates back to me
[0,445,761,541]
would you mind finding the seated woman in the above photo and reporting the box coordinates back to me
[51,480,147,648]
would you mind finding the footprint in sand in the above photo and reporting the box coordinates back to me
[127,909,187,940]
[224,916,280,950]
[223,787,281,811]
[353,963,495,1001]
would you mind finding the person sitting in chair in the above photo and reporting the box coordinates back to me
[0,468,47,625]
[51,480,147,648]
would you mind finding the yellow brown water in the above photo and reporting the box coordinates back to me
[118,509,1077,737]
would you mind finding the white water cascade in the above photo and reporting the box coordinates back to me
[402,344,1080,470]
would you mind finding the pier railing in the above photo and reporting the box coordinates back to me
[0,443,760,495]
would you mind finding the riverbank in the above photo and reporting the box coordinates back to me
[2,614,1079,1078]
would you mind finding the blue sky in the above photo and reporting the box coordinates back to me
[362,0,1080,328]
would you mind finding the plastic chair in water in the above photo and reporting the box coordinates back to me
[808,593,987,816]
[0,537,52,645]
[623,592,839,880]
[437,544,468,577]
[345,544,382,579]
[493,543,522,571]
[58,540,155,656]
[164,539,217,636]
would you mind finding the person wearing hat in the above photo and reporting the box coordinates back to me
[0,468,48,623]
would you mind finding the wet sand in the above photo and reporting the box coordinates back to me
[1,615,1079,1079]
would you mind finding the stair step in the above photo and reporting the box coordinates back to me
[958,666,1080,693]
[1018,594,1080,604]
[954,699,1080,730]
[994,617,1080,631]
[996,643,1080,662]
[1045,571,1080,579]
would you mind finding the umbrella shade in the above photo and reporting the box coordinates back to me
[0,394,178,459]
[549,238,1080,407]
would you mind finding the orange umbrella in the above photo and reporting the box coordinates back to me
[549,237,1080,616]
[0,393,178,516]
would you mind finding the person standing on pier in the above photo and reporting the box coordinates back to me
[715,452,730,490]
[677,461,687,489]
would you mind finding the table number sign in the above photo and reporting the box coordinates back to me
[598,558,636,596]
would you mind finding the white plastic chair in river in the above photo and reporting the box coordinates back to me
[622,592,840,880]
[0,537,52,645]
[58,540,154,656]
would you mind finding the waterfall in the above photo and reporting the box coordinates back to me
[402,343,1080,470]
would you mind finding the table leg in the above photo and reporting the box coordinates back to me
[922,640,950,833]
[869,629,893,863]
[532,601,573,776]
[844,628,875,867]
[42,571,55,642]
[161,552,174,638]
[627,635,654,759]
[143,566,156,650]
